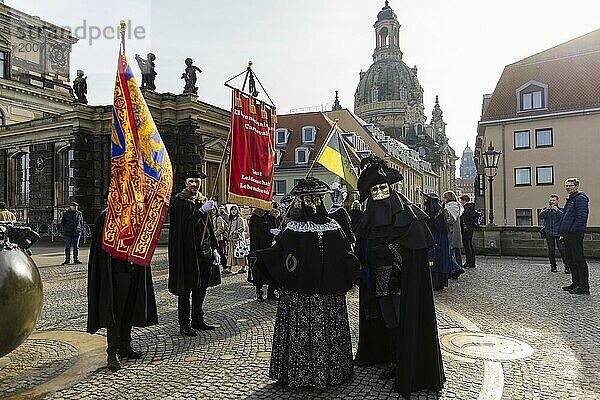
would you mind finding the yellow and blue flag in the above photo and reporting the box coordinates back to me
[316,126,359,190]
[102,51,173,267]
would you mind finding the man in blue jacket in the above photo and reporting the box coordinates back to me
[540,194,566,273]
[60,201,84,265]
[559,178,590,295]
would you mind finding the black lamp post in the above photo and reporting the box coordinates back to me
[483,142,501,225]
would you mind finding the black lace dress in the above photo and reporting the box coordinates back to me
[269,289,353,387]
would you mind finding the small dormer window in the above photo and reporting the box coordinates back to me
[517,80,548,112]
[276,128,288,145]
[274,149,283,166]
[295,147,309,165]
[302,126,315,143]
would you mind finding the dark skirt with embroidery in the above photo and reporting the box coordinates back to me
[269,289,354,387]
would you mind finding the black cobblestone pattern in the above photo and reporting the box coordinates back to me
[3,254,598,399]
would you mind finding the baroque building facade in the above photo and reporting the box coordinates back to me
[354,1,457,193]
[0,3,229,225]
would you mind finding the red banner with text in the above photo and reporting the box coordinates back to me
[227,89,276,209]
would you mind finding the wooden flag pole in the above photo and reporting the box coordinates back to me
[199,122,232,245]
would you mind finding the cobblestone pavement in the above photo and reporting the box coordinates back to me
[1,246,599,399]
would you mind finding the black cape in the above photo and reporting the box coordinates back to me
[356,192,444,396]
[254,219,360,295]
[248,211,278,286]
[168,192,219,296]
[87,210,158,334]
[328,206,356,246]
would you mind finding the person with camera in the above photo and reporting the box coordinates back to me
[539,194,566,273]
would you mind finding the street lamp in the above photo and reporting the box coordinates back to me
[483,142,501,225]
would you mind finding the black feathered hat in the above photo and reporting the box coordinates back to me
[290,177,331,197]
[357,155,403,201]
[185,170,207,179]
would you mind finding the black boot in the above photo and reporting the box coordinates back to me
[180,325,197,336]
[107,353,121,372]
[118,345,144,359]
[378,363,396,380]
[191,320,216,330]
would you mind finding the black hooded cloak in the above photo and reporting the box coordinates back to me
[357,191,444,397]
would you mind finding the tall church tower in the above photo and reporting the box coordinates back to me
[354,1,425,139]
[354,1,458,193]
[460,143,477,179]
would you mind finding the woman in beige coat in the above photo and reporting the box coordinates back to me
[226,205,248,273]
[443,191,463,268]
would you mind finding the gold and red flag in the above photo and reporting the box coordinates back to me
[102,50,173,267]
[227,89,276,209]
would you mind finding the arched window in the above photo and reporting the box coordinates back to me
[0,108,4,126]
[379,27,389,47]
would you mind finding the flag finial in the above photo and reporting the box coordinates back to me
[119,20,127,52]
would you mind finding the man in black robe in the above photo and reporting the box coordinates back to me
[356,155,445,398]
[168,171,221,337]
[248,208,278,301]
[87,198,158,372]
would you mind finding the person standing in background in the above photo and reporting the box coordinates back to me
[459,195,478,269]
[61,201,84,265]
[540,194,566,273]
[560,178,590,295]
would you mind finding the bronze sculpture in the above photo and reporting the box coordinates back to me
[0,224,43,357]
[73,70,88,104]
[135,53,157,91]
[181,58,202,95]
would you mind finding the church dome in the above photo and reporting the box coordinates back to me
[377,1,397,22]
[354,58,423,109]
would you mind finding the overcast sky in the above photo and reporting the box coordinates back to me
[9,0,600,163]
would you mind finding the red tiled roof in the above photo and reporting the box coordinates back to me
[275,112,360,168]
[481,29,600,122]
